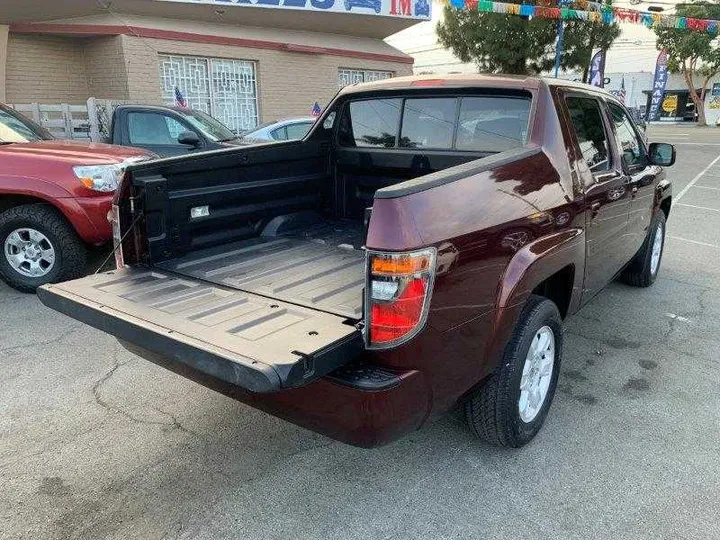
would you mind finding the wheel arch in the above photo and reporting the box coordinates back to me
[482,229,585,371]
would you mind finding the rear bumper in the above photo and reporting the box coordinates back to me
[120,340,430,448]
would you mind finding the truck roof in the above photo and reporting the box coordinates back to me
[339,73,613,97]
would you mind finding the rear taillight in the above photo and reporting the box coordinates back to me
[365,248,437,349]
[109,204,124,270]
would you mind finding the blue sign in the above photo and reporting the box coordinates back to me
[168,0,431,19]
[648,50,669,121]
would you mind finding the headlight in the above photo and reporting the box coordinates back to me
[73,157,151,193]
[73,164,123,192]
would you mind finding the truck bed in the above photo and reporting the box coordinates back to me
[155,220,366,319]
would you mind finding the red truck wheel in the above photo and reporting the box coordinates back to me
[0,204,87,293]
[465,295,563,447]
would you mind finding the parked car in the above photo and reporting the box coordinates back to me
[0,104,152,292]
[39,75,675,449]
[107,105,243,157]
[238,117,316,144]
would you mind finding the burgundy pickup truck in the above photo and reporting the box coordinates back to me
[38,75,674,448]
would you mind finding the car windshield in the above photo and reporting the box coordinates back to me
[176,109,237,142]
[0,106,54,143]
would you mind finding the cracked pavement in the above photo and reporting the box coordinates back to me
[2,126,720,539]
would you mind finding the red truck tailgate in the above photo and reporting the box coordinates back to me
[37,268,363,392]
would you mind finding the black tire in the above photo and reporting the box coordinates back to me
[465,295,563,448]
[0,204,87,293]
[621,211,666,288]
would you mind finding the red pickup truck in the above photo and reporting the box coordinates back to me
[0,104,150,291]
[39,75,674,448]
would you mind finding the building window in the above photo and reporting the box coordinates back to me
[338,68,393,88]
[159,54,259,133]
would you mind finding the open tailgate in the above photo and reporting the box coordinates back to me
[37,268,364,393]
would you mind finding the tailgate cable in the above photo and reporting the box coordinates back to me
[94,211,144,274]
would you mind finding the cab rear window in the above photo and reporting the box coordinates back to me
[338,94,531,152]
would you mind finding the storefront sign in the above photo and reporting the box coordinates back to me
[709,95,720,109]
[161,0,431,19]
[648,50,669,121]
[662,94,677,113]
[712,83,720,97]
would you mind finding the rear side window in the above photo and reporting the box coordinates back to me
[400,98,457,149]
[338,99,401,148]
[456,97,530,152]
[339,94,531,152]
[565,96,611,173]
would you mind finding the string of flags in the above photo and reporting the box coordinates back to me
[448,0,720,35]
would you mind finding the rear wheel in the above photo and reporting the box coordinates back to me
[0,204,87,293]
[465,295,563,447]
[621,211,666,288]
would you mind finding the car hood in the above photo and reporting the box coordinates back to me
[0,140,152,165]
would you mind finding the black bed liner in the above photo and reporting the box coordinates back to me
[37,268,364,393]
[156,222,366,319]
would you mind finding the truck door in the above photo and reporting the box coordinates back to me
[563,94,632,299]
[604,101,662,261]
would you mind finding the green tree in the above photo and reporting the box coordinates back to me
[655,2,720,126]
[437,2,557,74]
[561,20,621,82]
[437,1,620,77]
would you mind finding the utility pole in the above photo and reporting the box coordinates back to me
[553,0,572,78]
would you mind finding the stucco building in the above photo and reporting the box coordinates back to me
[0,0,428,132]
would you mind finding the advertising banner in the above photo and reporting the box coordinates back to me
[648,50,670,121]
[588,50,606,88]
[159,0,431,19]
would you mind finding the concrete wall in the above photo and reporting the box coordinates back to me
[3,27,411,121]
[5,34,89,104]
[121,35,411,121]
[85,36,130,100]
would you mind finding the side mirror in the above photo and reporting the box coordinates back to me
[648,142,676,167]
[177,130,200,147]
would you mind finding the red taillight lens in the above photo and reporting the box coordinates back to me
[365,249,437,349]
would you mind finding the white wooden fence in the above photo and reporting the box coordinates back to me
[8,98,136,142]
[8,103,92,141]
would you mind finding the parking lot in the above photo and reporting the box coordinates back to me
[1,124,720,540]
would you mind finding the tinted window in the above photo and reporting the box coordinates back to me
[0,107,53,143]
[608,103,647,171]
[286,122,312,140]
[271,127,288,140]
[339,99,401,148]
[178,109,236,142]
[128,112,187,145]
[566,97,611,173]
[400,98,457,149]
[456,97,530,152]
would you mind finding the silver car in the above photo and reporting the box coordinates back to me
[240,117,316,144]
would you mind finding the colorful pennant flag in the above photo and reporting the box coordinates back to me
[449,0,720,35]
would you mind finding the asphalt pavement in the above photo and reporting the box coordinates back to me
[2,124,720,540]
